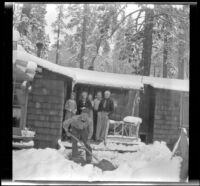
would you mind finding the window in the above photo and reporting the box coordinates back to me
[180,93,189,129]
[13,82,22,128]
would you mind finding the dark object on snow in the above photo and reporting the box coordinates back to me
[93,159,116,171]
[69,132,117,171]
[68,151,86,165]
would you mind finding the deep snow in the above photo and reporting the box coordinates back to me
[13,141,182,182]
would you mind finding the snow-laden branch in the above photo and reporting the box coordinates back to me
[108,8,146,39]
[155,8,189,21]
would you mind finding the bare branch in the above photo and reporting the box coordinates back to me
[115,5,127,18]
[108,8,146,39]
[158,16,173,26]
[135,10,142,32]
[138,20,145,32]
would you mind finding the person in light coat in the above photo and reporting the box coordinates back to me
[64,92,77,120]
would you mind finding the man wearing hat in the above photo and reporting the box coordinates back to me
[63,108,93,163]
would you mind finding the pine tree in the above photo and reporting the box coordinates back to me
[79,4,89,68]
[51,4,66,64]
[140,8,154,76]
[14,3,49,58]
[63,4,126,70]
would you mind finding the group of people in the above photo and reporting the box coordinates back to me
[63,90,114,163]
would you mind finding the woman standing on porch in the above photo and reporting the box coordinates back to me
[88,93,94,123]
[64,92,77,120]
[92,91,102,140]
[96,90,114,142]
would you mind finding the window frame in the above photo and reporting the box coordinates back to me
[13,79,29,135]
[180,92,189,129]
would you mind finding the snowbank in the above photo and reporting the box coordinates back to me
[62,140,144,151]
[13,141,182,182]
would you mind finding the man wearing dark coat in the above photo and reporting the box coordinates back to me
[77,91,92,115]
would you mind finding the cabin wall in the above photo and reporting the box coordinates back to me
[26,69,71,148]
[153,89,181,149]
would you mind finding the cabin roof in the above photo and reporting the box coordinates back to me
[14,46,189,92]
[144,76,189,92]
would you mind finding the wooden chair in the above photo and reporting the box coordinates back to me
[105,116,142,144]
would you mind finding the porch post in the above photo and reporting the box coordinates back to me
[72,80,76,92]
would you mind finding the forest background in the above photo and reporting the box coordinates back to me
[13,3,189,79]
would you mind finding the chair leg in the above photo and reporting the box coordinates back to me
[122,123,124,136]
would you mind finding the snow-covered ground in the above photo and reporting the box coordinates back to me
[13,141,182,182]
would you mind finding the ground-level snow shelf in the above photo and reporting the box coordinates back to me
[13,141,182,182]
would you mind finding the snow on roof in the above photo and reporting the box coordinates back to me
[15,46,189,92]
[16,48,143,90]
[16,49,76,80]
[70,68,143,90]
[143,76,189,92]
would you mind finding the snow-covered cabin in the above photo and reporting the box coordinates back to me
[13,31,144,148]
[140,78,189,149]
[13,29,189,149]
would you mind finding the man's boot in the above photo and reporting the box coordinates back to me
[86,155,92,164]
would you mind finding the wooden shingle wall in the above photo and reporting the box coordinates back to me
[26,69,65,148]
[153,89,181,148]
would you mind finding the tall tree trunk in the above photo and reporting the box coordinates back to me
[21,4,32,18]
[178,20,187,79]
[140,9,154,76]
[55,28,60,64]
[163,33,168,78]
[89,39,102,70]
[178,40,185,79]
[154,64,156,76]
[80,4,88,69]
[55,6,62,65]
[20,4,32,36]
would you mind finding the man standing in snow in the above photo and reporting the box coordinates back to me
[63,108,93,163]
[96,90,114,142]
